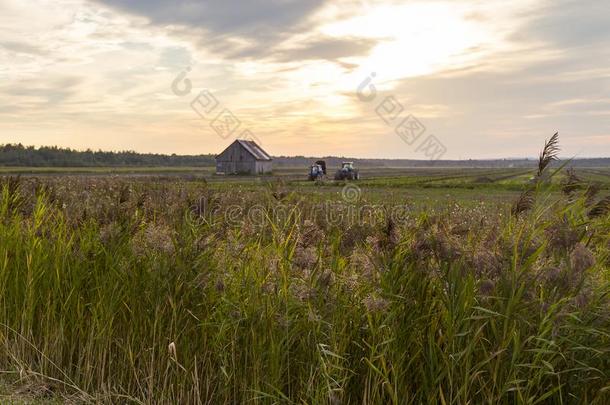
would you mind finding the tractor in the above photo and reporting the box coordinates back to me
[308,160,327,181]
[334,162,360,180]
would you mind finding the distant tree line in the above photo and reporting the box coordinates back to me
[1,144,608,168]
[0,144,215,167]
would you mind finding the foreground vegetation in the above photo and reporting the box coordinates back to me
[0,142,609,403]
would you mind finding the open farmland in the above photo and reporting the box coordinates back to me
[0,162,609,403]
[3,0,610,401]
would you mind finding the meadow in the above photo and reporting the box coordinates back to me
[0,148,609,403]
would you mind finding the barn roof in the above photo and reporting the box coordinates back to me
[215,139,272,161]
[237,139,272,161]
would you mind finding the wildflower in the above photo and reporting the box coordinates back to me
[341,273,361,294]
[478,279,495,296]
[196,235,215,252]
[363,293,389,313]
[318,268,335,288]
[268,256,281,274]
[546,220,579,252]
[437,234,462,262]
[349,252,376,280]
[543,266,562,287]
[227,239,245,256]
[99,222,120,244]
[450,224,469,236]
[570,243,595,275]
[293,246,318,270]
[290,283,315,302]
[299,219,324,247]
[131,223,175,257]
[240,220,255,237]
[168,341,177,362]
[379,218,400,251]
[574,288,591,309]
[261,280,276,294]
[471,250,501,278]
[411,236,432,260]
[340,224,374,253]
[365,235,380,249]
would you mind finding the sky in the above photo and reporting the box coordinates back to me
[0,0,609,159]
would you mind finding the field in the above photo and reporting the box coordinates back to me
[0,162,609,403]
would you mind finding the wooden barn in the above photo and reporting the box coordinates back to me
[215,139,273,175]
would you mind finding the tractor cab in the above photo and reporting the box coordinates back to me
[310,164,322,176]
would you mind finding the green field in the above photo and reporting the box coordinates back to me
[0,164,609,403]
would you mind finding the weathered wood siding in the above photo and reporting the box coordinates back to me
[255,160,273,174]
[216,141,272,174]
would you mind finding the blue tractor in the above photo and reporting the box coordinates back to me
[334,162,360,180]
[308,160,327,181]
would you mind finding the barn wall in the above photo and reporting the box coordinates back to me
[255,161,273,174]
[216,160,256,174]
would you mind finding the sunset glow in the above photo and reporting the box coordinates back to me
[0,0,608,158]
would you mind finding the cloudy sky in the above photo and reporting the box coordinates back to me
[0,0,609,158]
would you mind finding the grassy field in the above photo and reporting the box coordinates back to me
[0,160,609,403]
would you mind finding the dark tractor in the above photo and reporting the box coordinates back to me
[334,162,360,180]
[308,160,327,181]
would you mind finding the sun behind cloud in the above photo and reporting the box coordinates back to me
[0,0,608,158]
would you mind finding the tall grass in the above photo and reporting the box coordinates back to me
[0,160,608,402]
